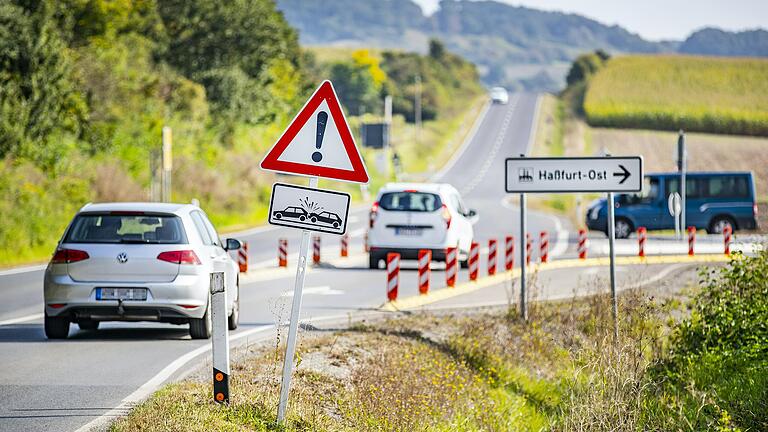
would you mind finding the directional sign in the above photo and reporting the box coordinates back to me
[260,81,369,183]
[504,156,643,193]
[268,183,350,235]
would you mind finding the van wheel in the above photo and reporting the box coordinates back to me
[614,218,633,239]
[368,253,381,269]
[77,320,99,331]
[44,313,70,339]
[228,284,240,331]
[189,300,212,339]
[708,216,736,234]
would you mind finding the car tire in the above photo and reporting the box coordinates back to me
[613,218,633,239]
[311,217,318,223]
[44,313,70,339]
[228,283,240,331]
[368,253,381,270]
[275,214,282,219]
[77,320,99,331]
[708,216,736,234]
[299,216,306,221]
[333,222,339,228]
[189,299,212,339]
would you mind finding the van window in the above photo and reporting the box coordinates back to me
[379,192,442,212]
[669,175,749,199]
[626,177,659,204]
[667,177,703,199]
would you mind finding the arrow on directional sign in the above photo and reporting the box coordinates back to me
[613,164,631,184]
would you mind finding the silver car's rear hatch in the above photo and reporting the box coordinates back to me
[65,243,180,283]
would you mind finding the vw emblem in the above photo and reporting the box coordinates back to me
[116,252,128,264]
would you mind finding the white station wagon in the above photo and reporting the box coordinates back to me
[367,183,478,268]
[43,202,241,339]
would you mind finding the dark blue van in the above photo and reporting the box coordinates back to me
[586,172,758,238]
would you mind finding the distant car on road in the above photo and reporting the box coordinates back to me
[43,202,242,339]
[273,206,308,222]
[309,211,342,228]
[586,171,758,238]
[367,183,478,269]
[490,87,509,104]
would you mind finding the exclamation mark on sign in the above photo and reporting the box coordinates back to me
[312,111,328,163]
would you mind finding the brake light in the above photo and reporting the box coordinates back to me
[157,250,202,265]
[110,211,145,215]
[441,204,452,229]
[51,249,90,264]
[404,189,418,193]
[369,201,379,228]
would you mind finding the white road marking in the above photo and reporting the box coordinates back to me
[0,264,47,276]
[0,312,43,326]
[280,286,343,297]
[432,100,491,181]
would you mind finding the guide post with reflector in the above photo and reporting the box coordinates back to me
[210,271,229,404]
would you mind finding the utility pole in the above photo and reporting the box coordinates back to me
[161,126,173,202]
[414,75,422,146]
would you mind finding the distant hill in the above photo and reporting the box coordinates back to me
[679,28,768,57]
[276,0,767,91]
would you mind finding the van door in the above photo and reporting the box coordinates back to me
[665,176,706,229]
[620,176,663,229]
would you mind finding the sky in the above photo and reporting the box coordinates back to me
[413,0,768,41]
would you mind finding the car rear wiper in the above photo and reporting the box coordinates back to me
[118,239,160,244]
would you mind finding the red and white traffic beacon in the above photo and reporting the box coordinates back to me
[260,81,369,423]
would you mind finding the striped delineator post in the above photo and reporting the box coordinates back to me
[386,252,400,301]
[237,241,248,273]
[312,235,321,264]
[687,226,696,256]
[210,272,229,404]
[577,229,587,259]
[340,233,349,257]
[468,242,479,281]
[525,234,532,266]
[505,235,514,271]
[723,224,733,255]
[539,231,549,263]
[445,247,458,287]
[637,227,647,258]
[487,239,498,275]
[278,239,288,267]
[418,250,431,295]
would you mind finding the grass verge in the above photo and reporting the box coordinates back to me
[111,252,768,431]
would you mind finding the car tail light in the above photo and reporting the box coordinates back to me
[47,303,66,309]
[178,304,199,309]
[157,250,202,265]
[51,249,90,264]
[441,204,452,229]
[369,201,380,228]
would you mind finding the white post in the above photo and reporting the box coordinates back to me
[520,192,527,321]
[277,176,318,422]
[210,272,229,403]
[161,126,172,202]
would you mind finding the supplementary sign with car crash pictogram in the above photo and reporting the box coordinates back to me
[260,80,369,183]
[268,183,350,235]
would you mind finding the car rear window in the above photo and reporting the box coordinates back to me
[379,192,442,212]
[64,213,187,244]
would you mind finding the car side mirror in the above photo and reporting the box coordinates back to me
[466,209,479,224]
[225,238,242,251]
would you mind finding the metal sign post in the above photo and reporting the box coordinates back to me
[606,193,618,340]
[277,177,317,422]
[519,191,527,320]
[210,272,229,404]
[677,131,687,240]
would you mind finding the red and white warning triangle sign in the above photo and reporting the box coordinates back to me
[260,80,369,183]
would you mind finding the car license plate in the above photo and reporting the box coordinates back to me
[96,287,148,301]
[395,227,422,236]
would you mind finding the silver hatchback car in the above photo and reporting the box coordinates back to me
[43,202,242,339]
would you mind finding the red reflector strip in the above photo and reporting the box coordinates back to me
[178,304,199,309]
[48,303,66,309]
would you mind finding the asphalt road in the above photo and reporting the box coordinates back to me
[0,93,706,431]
